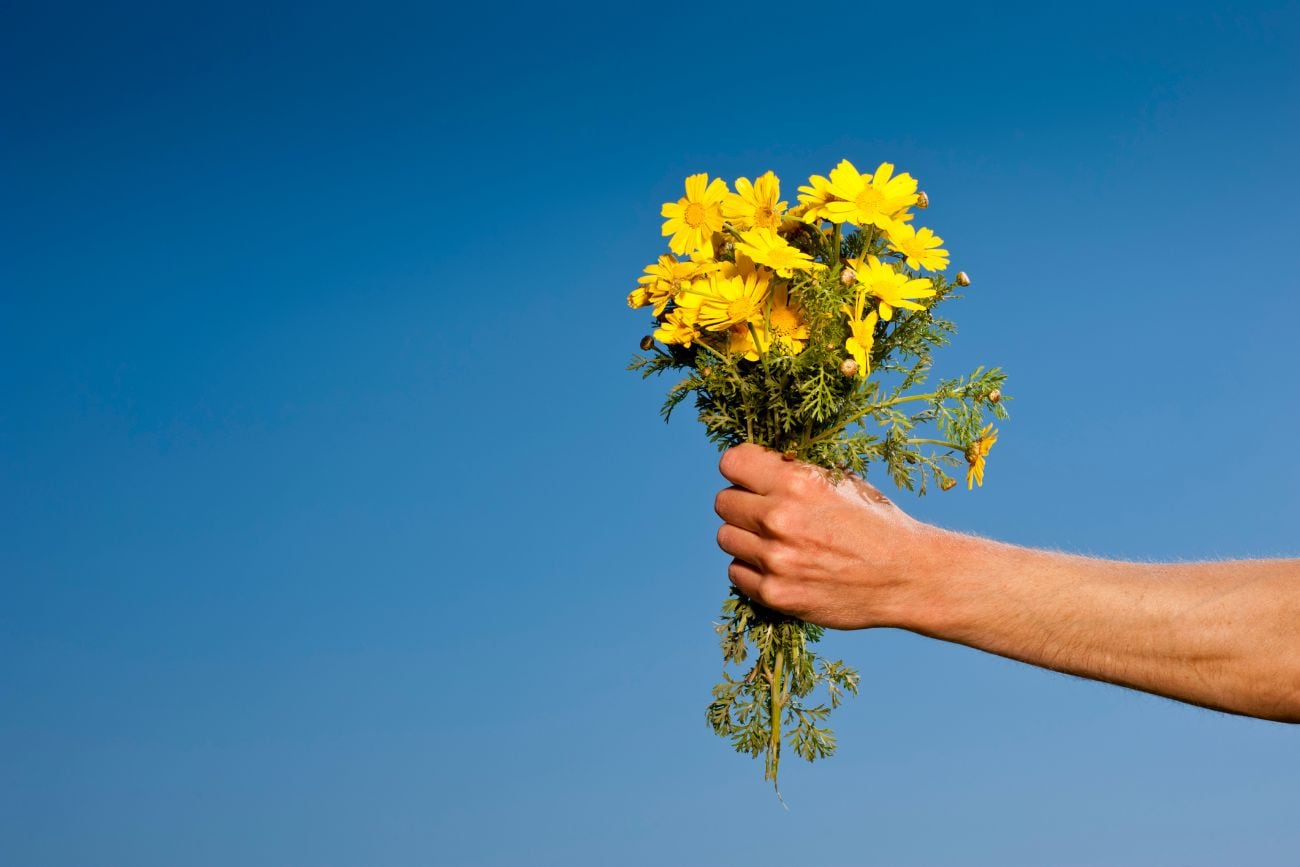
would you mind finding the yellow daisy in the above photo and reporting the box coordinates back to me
[637,254,719,316]
[723,171,787,230]
[965,424,998,489]
[678,269,771,332]
[734,227,822,277]
[652,307,701,348]
[727,321,764,361]
[796,172,837,224]
[765,282,810,355]
[724,282,811,360]
[850,255,935,321]
[884,221,949,272]
[823,160,919,228]
[718,251,758,279]
[661,173,729,256]
[840,289,879,379]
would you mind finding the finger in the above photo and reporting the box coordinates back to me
[718,443,788,495]
[713,485,767,533]
[727,557,764,600]
[716,522,767,570]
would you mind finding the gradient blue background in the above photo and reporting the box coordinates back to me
[3,1,1298,864]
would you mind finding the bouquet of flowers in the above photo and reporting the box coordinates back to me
[627,160,1009,792]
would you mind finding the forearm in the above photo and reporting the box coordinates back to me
[908,530,1300,722]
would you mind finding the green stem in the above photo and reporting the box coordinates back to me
[747,322,768,370]
[802,389,962,447]
[766,645,785,784]
[876,391,945,409]
[746,321,778,440]
[831,223,842,266]
[907,437,961,449]
[694,340,727,362]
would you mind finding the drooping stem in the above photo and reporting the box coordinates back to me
[907,437,962,449]
[802,388,967,447]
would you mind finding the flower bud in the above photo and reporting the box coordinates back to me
[955,271,971,287]
[840,267,857,286]
[701,366,713,377]
[839,358,859,377]
[940,477,957,491]
[988,389,1001,404]
[916,191,929,209]
[639,335,655,351]
[628,287,651,308]
[782,449,797,461]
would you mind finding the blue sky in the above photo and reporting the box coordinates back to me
[3,1,1299,864]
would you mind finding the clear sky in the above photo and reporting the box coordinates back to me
[3,1,1299,864]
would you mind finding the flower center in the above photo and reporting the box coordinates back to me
[854,186,885,215]
[755,206,776,227]
[684,202,707,227]
[727,297,757,323]
[769,307,797,335]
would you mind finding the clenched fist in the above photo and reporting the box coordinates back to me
[714,443,951,631]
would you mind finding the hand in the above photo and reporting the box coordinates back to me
[714,443,947,630]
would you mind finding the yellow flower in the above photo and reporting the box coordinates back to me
[766,282,810,355]
[627,287,650,308]
[725,282,812,360]
[653,307,701,348]
[823,160,919,228]
[796,172,837,224]
[718,251,758,279]
[661,173,729,256]
[727,321,763,361]
[678,269,771,332]
[734,227,822,277]
[723,171,787,230]
[850,255,935,321]
[840,289,879,379]
[884,221,949,272]
[637,254,719,316]
[965,424,998,489]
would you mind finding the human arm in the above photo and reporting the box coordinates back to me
[713,443,1300,723]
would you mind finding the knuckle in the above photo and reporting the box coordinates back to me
[784,470,812,497]
[764,544,793,576]
[761,504,794,537]
[760,580,799,613]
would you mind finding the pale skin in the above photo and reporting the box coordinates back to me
[714,443,1300,724]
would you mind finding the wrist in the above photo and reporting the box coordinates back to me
[891,525,998,638]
